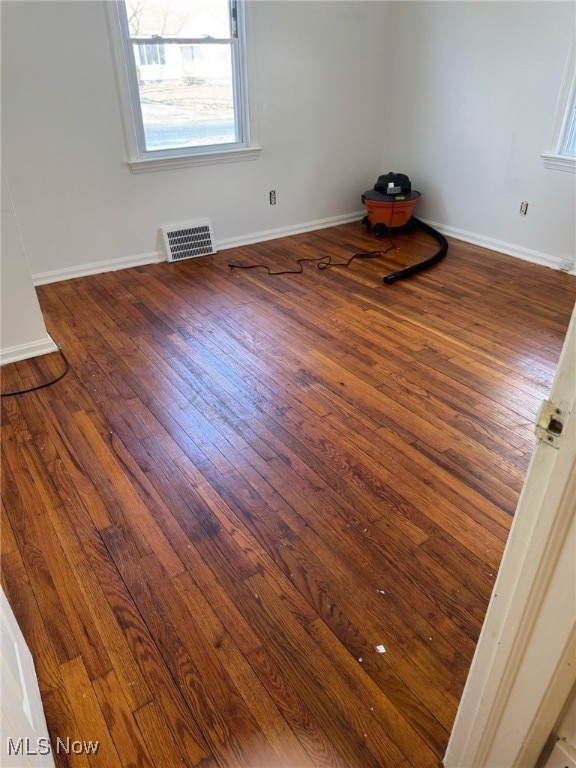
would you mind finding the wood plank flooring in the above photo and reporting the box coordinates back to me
[2,222,575,767]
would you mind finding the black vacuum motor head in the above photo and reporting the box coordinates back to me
[362,172,418,204]
[374,172,412,197]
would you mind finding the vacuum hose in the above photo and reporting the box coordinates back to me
[383,217,448,284]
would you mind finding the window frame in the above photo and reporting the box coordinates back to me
[542,39,576,173]
[106,0,261,173]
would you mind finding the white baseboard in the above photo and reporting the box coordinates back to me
[30,212,365,285]
[419,218,574,273]
[1,335,58,366]
[216,211,365,251]
[30,212,573,286]
[33,251,164,286]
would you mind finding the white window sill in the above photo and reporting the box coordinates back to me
[541,152,576,173]
[129,145,262,174]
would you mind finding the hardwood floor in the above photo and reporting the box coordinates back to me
[2,222,575,768]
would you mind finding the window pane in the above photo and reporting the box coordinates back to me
[563,105,576,156]
[138,43,165,66]
[125,0,232,39]
[133,42,237,151]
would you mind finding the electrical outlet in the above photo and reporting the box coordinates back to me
[269,190,277,206]
[520,201,529,216]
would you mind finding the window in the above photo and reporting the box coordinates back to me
[137,43,166,67]
[543,39,576,172]
[110,0,259,171]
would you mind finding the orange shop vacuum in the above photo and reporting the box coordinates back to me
[361,172,448,283]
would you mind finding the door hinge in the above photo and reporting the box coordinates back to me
[535,399,568,449]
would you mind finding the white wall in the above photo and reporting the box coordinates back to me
[3,1,574,287]
[0,166,57,364]
[385,1,576,269]
[1,1,391,283]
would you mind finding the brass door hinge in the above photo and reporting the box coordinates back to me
[535,400,568,449]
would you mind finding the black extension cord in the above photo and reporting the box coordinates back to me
[228,244,398,277]
[228,216,447,284]
[1,345,70,397]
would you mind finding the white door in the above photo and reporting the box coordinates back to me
[0,589,55,767]
[444,301,576,768]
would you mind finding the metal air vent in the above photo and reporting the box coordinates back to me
[161,220,216,262]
